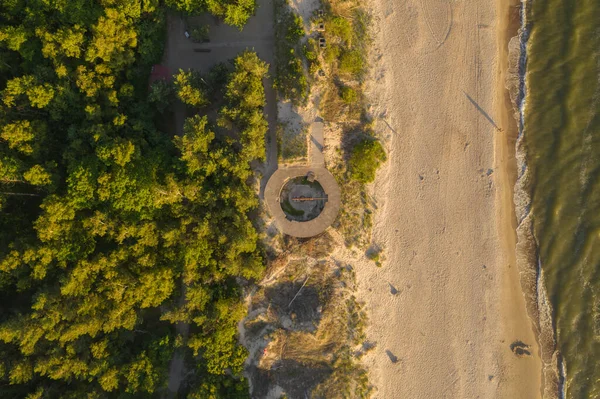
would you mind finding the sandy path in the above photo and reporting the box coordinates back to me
[356,0,543,397]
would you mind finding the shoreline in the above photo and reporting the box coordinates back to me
[510,1,565,397]
[494,0,544,396]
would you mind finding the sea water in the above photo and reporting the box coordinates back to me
[523,0,600,397]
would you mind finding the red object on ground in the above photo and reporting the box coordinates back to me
[149,64,171,85]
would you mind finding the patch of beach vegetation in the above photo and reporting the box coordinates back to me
[277,122,308,163]
[309,0,384,247]
[349,139,387,183]
[277,102,308,163]
[242,0,386,396]
[273,0,385,246]
[241,234,374,398]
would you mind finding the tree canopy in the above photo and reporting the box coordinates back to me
[166,0,257,29]
[0,1,267,397]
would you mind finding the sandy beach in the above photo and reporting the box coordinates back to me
[355,0,543,396]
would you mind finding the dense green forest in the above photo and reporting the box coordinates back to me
[0,1,265,397]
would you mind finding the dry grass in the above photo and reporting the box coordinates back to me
[312,347,371,399]
[243,250,373,398]
[320,81,363,122]
[278,122,308,163]
[329,139,377,248]
[285,232,335,258]
[320,81,348,122]
[276,330,336,365]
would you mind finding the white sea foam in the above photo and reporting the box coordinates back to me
[509,1,565,398]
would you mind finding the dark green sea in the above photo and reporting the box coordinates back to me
[522,0,600,397]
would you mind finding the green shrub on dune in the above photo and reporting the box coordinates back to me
[341,86,358,104]
[326,16,353,45]
[339,50,365,76]
[349,139,386,183]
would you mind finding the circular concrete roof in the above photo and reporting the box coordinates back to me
[265,166,341,237]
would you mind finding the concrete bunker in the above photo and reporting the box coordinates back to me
[265,167,341,238]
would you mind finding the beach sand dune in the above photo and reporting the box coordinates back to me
[358,0,543,397]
